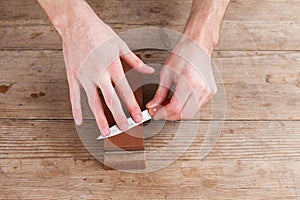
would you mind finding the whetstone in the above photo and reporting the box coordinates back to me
[103,58,146,170]
[103,151,146,170]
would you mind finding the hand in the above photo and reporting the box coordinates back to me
[146,36,217,120]
[61,11,154,136]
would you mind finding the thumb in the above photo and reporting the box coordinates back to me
[146,68,173,109]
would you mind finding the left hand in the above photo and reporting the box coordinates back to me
[146,37,217,120]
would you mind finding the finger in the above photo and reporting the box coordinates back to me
[167,92,199,120]
[169,88,210,120]
[197,89,211,109]
[69,79,83,125]
[84,84,110,136]
[146,66,173,109]
[111,60,142,123]
[153,78,191,120]
[99,77,128,131]
[121,51,155,74]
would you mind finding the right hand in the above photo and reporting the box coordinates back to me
[61,11,154,136]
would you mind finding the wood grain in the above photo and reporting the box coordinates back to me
[0,50,299,120]
[0,158,299,199]
[1,0,299,21]
[1,120,300,161]
[1,20,299,51]
[1,0,300,199]
[0,0,300,50]
[0,120,300,199]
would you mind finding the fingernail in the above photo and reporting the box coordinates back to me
[101,128,110,136]
[120,123,128,131]
[135,114,142,122]
[148,107,158,116]
[146,102,158,109]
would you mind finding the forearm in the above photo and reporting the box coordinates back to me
[184,0,230,54]
[37,0,105,37]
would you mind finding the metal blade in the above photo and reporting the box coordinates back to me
[97,110,152,140]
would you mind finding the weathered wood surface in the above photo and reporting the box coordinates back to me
[0,120,300,199]
[1,158,299,199]
[1,50,299,120]
[0,0,300,199]
[2,0,300,22]
[0,0,300,50]
[1,120,300,161]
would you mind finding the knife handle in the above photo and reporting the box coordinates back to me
[148,99,171,116]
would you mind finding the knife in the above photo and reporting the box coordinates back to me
[97,99,170,140]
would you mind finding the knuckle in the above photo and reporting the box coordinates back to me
[182,71,198,88]
[170,104,181,115]
[116,118,128,129]
[133,57,144,67]
[188,76,199,88]
[97,76,109,89]
[97,119,108,129]
[128,101,140,114]
[109,62,121,74]
[156,88,166,97]
[171,115,181,121]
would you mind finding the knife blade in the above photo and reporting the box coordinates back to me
[97,109,152,140]
[97,99,171,140]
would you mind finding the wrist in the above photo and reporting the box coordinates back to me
[55,2,103,38]
[38,0,105,38]
[183,13,221,56]
[183,26,216,56]
[183,0,230,56]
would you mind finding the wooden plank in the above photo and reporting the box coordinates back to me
[1,118,300,199]
[0,50,299,120]
[1,119,300,161]
[1,20,299,51]
[0,119,92,160]
[0,0,299,199]
[0,0,300,50]
[0,158,299,199]
[1,0,300,22]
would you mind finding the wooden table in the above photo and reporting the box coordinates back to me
[1,0,300,199]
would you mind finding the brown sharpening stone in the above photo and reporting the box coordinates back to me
[102,57,146,170]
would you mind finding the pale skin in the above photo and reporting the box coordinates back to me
[37,0,230,136]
